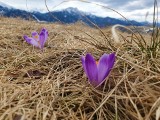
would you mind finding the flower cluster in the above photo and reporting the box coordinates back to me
[23,28,48,49]
[23,29,115,88]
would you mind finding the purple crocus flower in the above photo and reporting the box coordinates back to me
[81,53,115,87]
[23,28,48,49]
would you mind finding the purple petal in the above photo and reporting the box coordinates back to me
[32,31,39,41]
[23,35,31,43]
[97,53,115,84]
[32,31,38,37]
[85,54,98,86]
[107,53,115,69]
[23,35,39,48]
[39,28,48,49]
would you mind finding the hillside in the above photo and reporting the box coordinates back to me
[0,17,160,120]
[0,3,151,27]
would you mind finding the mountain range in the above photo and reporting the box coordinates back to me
[0,2,157,28]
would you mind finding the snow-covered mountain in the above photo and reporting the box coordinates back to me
[0,2,158,27]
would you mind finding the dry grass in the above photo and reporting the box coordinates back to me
[0,17,160,120]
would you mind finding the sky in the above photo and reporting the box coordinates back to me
[0,0,159,22]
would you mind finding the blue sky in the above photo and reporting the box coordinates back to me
[0,0,159,22]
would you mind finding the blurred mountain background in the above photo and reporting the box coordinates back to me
[0,1,158,28]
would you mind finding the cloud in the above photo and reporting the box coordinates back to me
[120,0,154,12]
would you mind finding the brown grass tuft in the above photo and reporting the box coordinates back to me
[0,17,160,120]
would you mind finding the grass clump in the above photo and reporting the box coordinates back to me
[0,16,160,120]
[0,0,160,118]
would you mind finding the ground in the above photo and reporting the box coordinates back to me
[0,17,160,120]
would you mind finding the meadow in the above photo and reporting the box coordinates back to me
[0,16,160,120]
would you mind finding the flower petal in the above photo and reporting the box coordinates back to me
[23,35,39,48]
[97,53,115,84]
[32,31,39,41]
[39,28,48,49]
[23,35,31,43]
[85,53,98,86]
